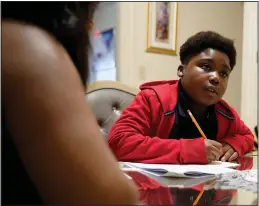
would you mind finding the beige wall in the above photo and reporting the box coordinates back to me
[117,2,243,113]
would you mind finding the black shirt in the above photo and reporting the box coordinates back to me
[169,82,218,140]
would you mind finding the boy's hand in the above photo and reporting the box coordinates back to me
[220,143,238,162]
[204,139,223,162]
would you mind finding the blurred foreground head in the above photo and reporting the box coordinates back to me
[2,2,99,85]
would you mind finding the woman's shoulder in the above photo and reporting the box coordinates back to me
[2,20,75,91]
[3,20,65,69]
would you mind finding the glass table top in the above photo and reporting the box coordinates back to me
[124,152,258,205]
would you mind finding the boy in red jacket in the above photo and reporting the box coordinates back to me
[108,31,254,164]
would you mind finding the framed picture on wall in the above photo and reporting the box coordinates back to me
[146,2,178,56]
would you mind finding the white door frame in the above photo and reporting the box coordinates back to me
[240,2,257,131]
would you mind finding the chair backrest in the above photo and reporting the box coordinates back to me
[86,81,139,139]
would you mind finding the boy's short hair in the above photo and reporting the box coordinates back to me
[180,31,236,69]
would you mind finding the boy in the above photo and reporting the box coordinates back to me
[108,31,254,164]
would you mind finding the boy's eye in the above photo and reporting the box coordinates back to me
[201,64,211,71]
[220,71,229,78]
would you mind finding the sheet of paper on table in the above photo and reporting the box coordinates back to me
[122,161,240,178]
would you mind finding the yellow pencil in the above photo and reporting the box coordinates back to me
[187,109,207,139]
[187,109,209,205]
[193,190,204,206]
[192,180,216,206]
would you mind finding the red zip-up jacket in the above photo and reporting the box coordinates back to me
[108,80,254,164]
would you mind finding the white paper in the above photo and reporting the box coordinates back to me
[121,167,142,172]
[123,161,239,178]
[209,161,240,168]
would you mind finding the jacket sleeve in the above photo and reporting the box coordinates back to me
[108,90,208,164]
[222,109,254,156]
[236,156,253,170]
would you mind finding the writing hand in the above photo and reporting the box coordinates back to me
[220,143,238,162]
[204,139,223,162]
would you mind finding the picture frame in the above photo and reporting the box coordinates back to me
[146,2,178,56]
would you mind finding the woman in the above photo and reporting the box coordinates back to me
[2,2,138,205]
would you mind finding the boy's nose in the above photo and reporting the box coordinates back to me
[209,71,219,86]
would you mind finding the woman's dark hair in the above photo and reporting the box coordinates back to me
[2,2,98,85]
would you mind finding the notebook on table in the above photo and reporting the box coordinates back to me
[122,161,240,178]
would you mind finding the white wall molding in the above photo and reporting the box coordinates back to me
[240,2,257,130]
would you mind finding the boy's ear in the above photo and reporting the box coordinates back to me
[177,65,185,78]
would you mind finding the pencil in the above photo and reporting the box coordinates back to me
[187,109,207,139]
[193,190,204,206]
[187,109,209,206]
[192,180,216,205]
